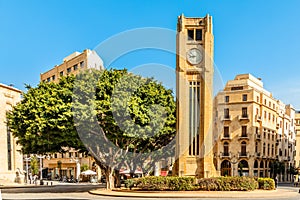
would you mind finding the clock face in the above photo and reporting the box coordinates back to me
[186,48,203,65]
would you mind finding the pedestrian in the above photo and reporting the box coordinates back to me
[275,176,278,189]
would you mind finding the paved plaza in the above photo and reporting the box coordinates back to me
[1,184,300,200]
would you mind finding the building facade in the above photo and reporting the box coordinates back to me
[0,83,23,184]
[40,49,104,181]
[295,112,300,172]
[174,14,218,178]
[214,74,296,182]
[40,49,103,82]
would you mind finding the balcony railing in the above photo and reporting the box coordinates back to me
[255,115,262,122]
[255,134,261,140]
[221,135,231,140]
[239,152,249,158]
[223,115,232,121]
[239,114,249,121]
[239,134,249,140]
[220,152,231,158]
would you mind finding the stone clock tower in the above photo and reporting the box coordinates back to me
[174,14,218,178]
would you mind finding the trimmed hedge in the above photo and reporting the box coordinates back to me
[125,176,195,191]
[197,177,258,191]
[125,176,274,191]
[257,178,275,190]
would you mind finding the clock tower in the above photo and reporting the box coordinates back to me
[174,14,218,178]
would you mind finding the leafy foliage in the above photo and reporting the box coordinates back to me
[7,76,84,153]
[197,177,258,191]
[257,178,275,190]
[30,156,39,175]
[125,176,195,191]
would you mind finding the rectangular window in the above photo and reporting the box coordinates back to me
[47,77,51,82]
[60,71,64,76]
[195,29,202,41]
[7,127,12,171]
[73,64,78,71]
[187,29,194,40]
[80,61,85,68]
[257,96,259,102]
[242,107,248,118]
[69,152,72,158]
[189,81,200,156]
[54,154,58,158]
[242,126,247,137]
[242,94,247,101]
[224,108,230,118]
[75,152,78,157]
[67,67,71,73]
[52,75,55,81]
[225,96,229,103]
[224,127,229,138]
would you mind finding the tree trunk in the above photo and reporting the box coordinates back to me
[114,170,121,188]
[105,167,115,190]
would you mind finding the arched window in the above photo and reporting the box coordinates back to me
[254,160,258,168]
[260,160,264,168]
[223,142,229,156]
[221,160,231,176]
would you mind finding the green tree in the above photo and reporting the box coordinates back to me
[7,69,176,190]
[30,157,39,175]
[81,164,89,172]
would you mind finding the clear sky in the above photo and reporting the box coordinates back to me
[1,0,300,108]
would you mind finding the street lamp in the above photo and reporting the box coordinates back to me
[70,156,80,182]
[24,155,31,184]
[36,155,45,182]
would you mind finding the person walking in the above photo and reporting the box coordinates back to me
[275,176,278,189]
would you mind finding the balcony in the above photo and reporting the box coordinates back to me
[220,152,231,159]
[238,134,249,140]
[222,115,232,121]
[255,134,261,140]
[238,152,249,158]
[239,114,249,121]
[255,115,262,122]
[221,135,231,141]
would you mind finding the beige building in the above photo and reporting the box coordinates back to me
[295,112,300,171]
[40,49,103,82]
[174,14,218,178]
[0,83,23,184]
[40,49,104,181]
[214,74,296,182]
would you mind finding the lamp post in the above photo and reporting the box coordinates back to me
[70,157,80,183]
[24,155,31,184]
[36,155,45,183]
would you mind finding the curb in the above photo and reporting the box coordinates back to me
[88,189,299,199]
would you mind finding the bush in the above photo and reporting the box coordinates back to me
[197,177,258,191]
[124,176,196,191]
[257,178,275,190]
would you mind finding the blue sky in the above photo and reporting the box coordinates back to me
[1,0,300,108]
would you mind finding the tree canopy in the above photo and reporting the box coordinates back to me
[7,69,176,189]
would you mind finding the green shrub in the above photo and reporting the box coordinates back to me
[197,176,258,191]
[257,178,275,190]
[124,176,196,191]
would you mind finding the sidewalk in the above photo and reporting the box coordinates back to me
[89,188,299,198]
